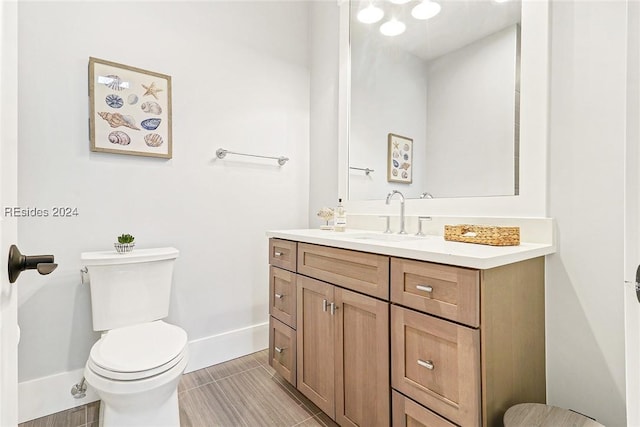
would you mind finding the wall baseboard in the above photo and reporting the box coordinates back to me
[184,321,269,373]
[18,322,269,423]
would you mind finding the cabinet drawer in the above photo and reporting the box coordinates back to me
[269,239,297,272]
[392,391,457,427]
[391,258,479,327]
[269,266,296,328]
[391,306,480,427]
[269,317,297,386]
[298,243,390,300]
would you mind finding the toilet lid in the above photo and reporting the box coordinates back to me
[89,321,187,377]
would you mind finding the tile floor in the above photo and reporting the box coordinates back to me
[19,349,337,427]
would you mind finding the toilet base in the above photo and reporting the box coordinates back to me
[86,349,188,427]
[99,389,180,427]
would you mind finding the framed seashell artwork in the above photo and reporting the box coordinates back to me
[387,133,413,184]
[89,57,172,159]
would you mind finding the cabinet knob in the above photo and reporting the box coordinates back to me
[274,293,284,299]
[274,251,283,257]
[274,346,285,353]
[417,359,434,370]
[416,285,433,293]
[323,299,328,312]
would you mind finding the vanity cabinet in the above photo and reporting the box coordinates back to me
[268,239,298,386]
[391,256,546,427]
[267,236,546,427]
[296,245,390,426]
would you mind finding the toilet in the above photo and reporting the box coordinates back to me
[81,247,188,427]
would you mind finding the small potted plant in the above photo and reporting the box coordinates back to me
[115,233,135,254]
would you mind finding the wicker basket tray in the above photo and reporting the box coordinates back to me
[444,224,520,246]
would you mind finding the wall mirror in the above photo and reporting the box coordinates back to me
[347,0,522,201]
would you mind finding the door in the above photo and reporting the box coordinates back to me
[0,1,19,425]
[297,275,335,418]
[334,287,389,427]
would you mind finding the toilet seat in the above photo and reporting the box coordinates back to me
[88,320,188,381]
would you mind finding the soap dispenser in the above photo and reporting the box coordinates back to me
[334,198,347,232]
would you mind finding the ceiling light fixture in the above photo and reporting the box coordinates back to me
[380,19,406,36]
[357,3,384,24]
[411,0,441,20]
[389,0,412,4]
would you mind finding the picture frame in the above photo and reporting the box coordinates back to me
[89,57,172,159]
[387,133,413,183]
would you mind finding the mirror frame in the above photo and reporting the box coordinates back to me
[338,0,550,218]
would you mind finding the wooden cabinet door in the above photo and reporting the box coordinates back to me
[334,288,389,427]
[392,305,481,427]
[269,317,296,385]
[297,275,335,418]
[297,243,390,299]
[269,266,297,328]
[392,391,457,427]
[269,238,297,272]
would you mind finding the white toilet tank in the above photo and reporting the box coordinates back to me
[81,247,179,331]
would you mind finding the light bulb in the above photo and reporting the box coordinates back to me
[411,0,441,20]
[357,4,384,24]
[380,19,406,36]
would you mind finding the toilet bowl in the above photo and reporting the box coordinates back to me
[84,321,188,427]
[81,247,187,427]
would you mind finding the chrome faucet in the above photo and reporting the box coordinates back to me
[385,190,406,234]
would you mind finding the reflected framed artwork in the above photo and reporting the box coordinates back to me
[89,57,172,159]
[387,133,413,183]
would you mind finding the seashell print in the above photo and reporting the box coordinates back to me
[108,131,131,145]
[127,94,139,105]
[105,94,123,109]
[393,151,399,159]
[144,133,163,147]
[400,162,411,170]
[403,144,410,151]
[392,169,398,176]
[392,159,399,168]
[403,153,409,161]
[141,101,162,115]
[97,112,140,130]
[402,171,408,179]
[103,75,125,91]
[141,118,161,130]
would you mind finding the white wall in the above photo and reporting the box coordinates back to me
[349,32,428,200]
[546,1,627,425]
[425,25,517,198]
[17,0,309,418]
[309,1,340,226]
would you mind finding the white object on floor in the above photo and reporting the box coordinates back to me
[81,247,188,427]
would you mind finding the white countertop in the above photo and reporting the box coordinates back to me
[266,228,555,269]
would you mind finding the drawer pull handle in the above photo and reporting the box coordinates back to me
[323,299,328,312]
[275,346,285,353]
[417,359,434,370]
[416,285,433,293]
[274,251,283,257]
[274,293,284,299]
[330,302,339,315]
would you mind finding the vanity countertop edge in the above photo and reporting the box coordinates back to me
[266,228,555,270]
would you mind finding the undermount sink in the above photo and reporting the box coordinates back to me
[349,233,424,242]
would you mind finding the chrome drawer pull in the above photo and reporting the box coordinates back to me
[417,359,434,370]
[274,293,284,299]
[330,302,339,315]
[323,299,328,312]
[274,251,283,257]
[416,285,433,293]
[275,346,285,353]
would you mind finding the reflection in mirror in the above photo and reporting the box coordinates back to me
[349,0,521,200]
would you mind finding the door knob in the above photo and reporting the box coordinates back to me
[8,244,57,283]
